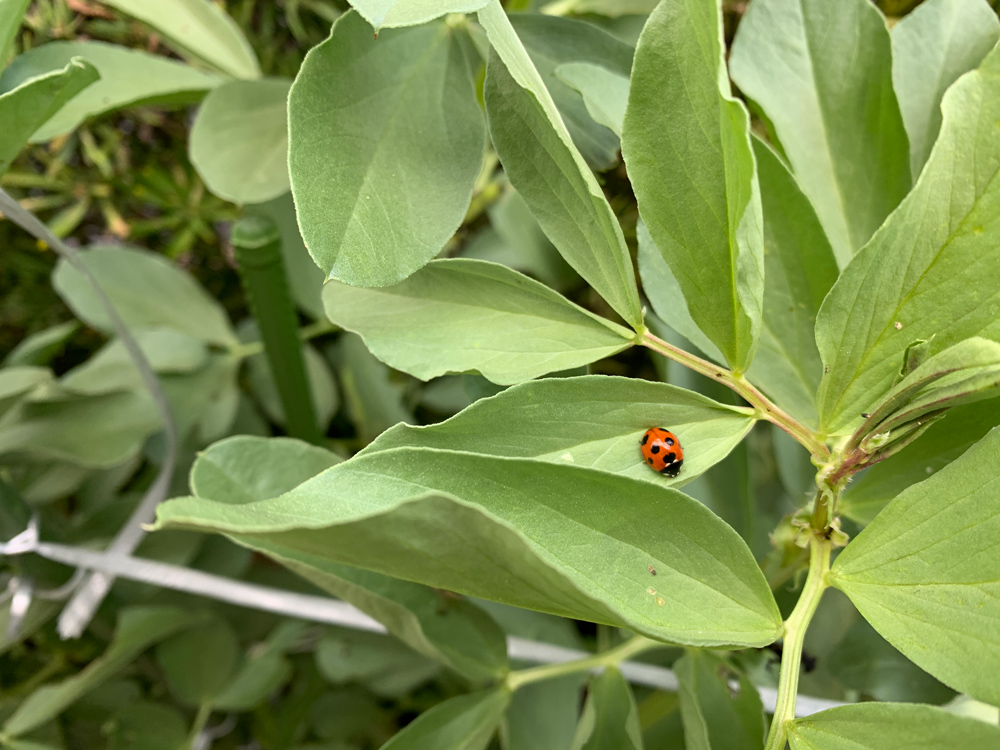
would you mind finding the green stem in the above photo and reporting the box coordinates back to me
[506,635,660,691]
[231,320,336,360]
[764,539,831,750]
[639,331,829,460]
[187,701,212,748]
[232,214,322,444]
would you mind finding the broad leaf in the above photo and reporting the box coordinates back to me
[381,687,510,750]
[100,0,260,79]
[156,618,239,706]
[570,668,643,750]
[0,59,98,173]
[828,618,955,704]
[787,703,1000,750]
[676,650,765,750]
[479,0,642,328]
[349,0,489,30]
[322,259,633,385]
[830,425,1000,705]
[288,11,484,287]
[508,14,633,169]
[360,375,756,487]
[815,45,1000,435]
[555,62,628,138]
[52,246,237,348]
[550,0,657,15]
[502,676,583,750]
[2,606,205,737]
[841,402,1000,525]
[316,627,441,698]
[637,222,724,365]
[746,138,838,428]
[157,448,783,647]
[622,0,764,371]
[190,78,292,204]
[3,321,79,368]
[189,435,508,681]
[0,42,220,141]
[334,333,414,444]
[729,0,910,266]
[0,390,159,468]
[0,0,30,67]
[892,0,1000,177]
[0,367,52,419]
[107,702,188,750]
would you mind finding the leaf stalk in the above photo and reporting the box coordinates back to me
[505,635,660,691]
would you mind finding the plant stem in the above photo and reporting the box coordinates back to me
[231,319,337,360]
[187,701,213,748]
[506,635,660,691]
[763,538,831,750]
[639,330,829,460]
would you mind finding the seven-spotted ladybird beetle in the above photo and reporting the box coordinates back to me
[640,428,683,478]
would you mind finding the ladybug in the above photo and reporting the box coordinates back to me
[640,428,683,478]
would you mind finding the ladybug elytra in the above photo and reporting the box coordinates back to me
[640,428,683,478]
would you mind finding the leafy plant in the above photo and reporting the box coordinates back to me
[2,0,1000,749]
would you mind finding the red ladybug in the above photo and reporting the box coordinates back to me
[640,428,683,478]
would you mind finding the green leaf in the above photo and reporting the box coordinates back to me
[214,653,292,711]
[189,435,341,502]
[52,246,237,348]
[0,367,52,418]
[479,1,642,328]
[815,45,1000,435]
[60,330,208,395]
[0,42,220,142]
[360,375,755,488]
[254,193,326,320]
[2,606,205,737]
[247,344,339,432]
[828,617,955,704]
[468,188,577,291]
[0,59,98,173]
[189,78,291,204]
[675,650,765,750]
[729,0,910,266]
[746,138,838,428]
[830,425,1000,705]
[157,448,782,647]
[333,333,414,444]
[316,628,441,697]
[107,701,188,750]
[156,618,239,707]
[3,321,79,368]
[622,0,764,371]
[787,703,1000,750]
[569,668,643,750]
[189,435,508,682]
[288,11,484,287]
[349,0,489,30]
[555,62,628,138]
[507,14,633,169]
[0,390,159,468]
[382,687,510,750]
[892,0,1000,178]
[99,0,260,79]
[502,676,583,750]
[548,0,657,16]
[841,402,1000,525]
[322,259,632,385]
[637,222,724,365]
[0,0,31,67]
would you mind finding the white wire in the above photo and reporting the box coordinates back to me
[2,534,846,717]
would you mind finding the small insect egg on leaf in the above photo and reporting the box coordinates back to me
[894,321,903,330]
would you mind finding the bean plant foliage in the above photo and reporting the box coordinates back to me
[1,0,999,749]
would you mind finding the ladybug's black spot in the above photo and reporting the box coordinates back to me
[641,433,649,445]
[659,426,668,432]
[661,459,683,478]
[650,444,660,454]
[647,457,653,465]
[662,451,676,463]
[665,438,674,447]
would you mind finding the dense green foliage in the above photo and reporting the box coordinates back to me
[2,1,1000,749]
